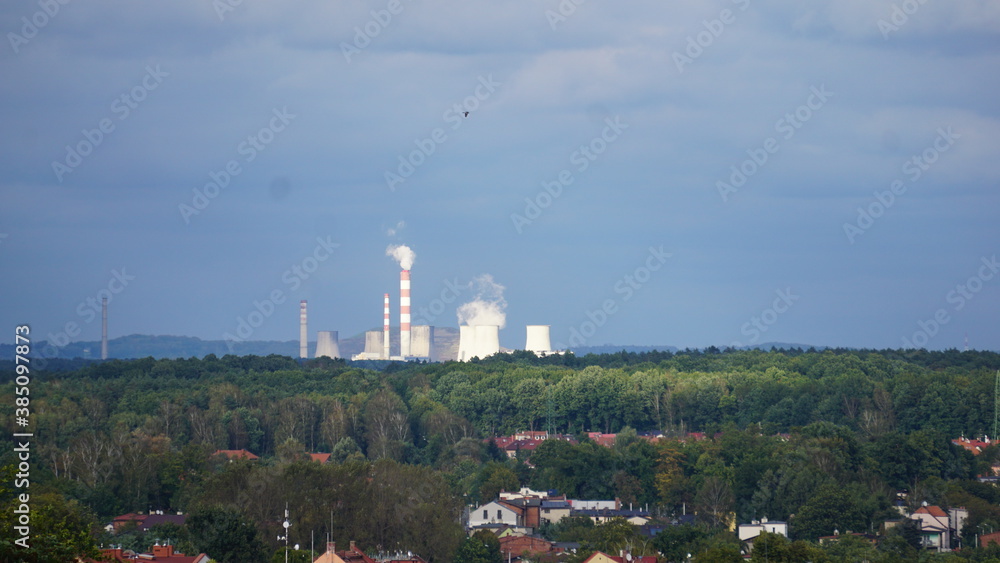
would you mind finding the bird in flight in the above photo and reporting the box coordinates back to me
[463,111,469,117]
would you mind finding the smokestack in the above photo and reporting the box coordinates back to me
[474,325,500,359]
[458,325,475,361]
[315,331,340,359]
[383,293,390,359]
[400,270,411,358]
[101,297,108,360]
[299,300,308,359]
[525,325,551,355]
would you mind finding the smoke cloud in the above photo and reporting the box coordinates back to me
[386,244,416,270]
[457,274,507,329]
[385,220,406,237]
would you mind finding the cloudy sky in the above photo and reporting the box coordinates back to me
[2,0,999,353]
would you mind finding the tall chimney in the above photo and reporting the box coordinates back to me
[383,293,390,359]
[400,270,411,358]
[101,297,108,360]
[299,300,308,359]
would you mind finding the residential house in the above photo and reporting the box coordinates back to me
[213,449,259,461]
[952,436,992,455]
[499,535,555,559]
[581,550,658,563]
[911,505,950,551]
[980,530,1000,548]
[540,500,573,525]
[738,518,789,553]
[310,453,332,464]
[469,501,523,528]
[573,508,651,526]
[313,541,379,563]
[569,499,620,511]
[95,543,209,563]
[587,432,617,448]
[110,511,185,533]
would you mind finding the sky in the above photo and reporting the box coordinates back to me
[1,0,999,354]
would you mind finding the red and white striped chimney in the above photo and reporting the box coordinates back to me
[400,270,411,358]
[383,293,390,359]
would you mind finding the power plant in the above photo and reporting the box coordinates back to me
[301,242,557,363]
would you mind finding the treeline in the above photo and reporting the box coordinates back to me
[2,349,1000,562]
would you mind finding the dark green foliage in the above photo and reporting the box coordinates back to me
[4,348,1000,561]
[187,505,268,563]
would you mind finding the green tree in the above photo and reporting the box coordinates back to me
[188,505,268,563]
[454,530,502,563]
[0,484,102,563]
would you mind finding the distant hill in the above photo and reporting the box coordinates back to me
[0,328,460,362]
[568,344,678,355]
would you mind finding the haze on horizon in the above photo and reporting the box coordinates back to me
[1,1,999,353]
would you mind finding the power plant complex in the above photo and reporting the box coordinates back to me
[292,243,559,362]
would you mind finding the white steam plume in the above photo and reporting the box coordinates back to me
[385,220,406,237]
[457,274,507,329]
[386,244,416,270]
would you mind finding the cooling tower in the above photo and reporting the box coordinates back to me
[474,325,500,359]
[315,331,340,359]
[101,297,108,360]
[410,325,434,359]
[383,293,390,359]
[400,270,411,357]
[458,325,476,361]
[299,300,308,359]
[525,325,552,354]
[364,330,383,356]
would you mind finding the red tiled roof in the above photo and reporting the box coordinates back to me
[213,449,259,460]
[915,505,948,518]
[953,437,992,455]
[310,453,332,463]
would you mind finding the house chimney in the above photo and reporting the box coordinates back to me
[350,540,357,553]
[327,541,335,554]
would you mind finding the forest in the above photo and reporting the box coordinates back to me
[3,347,1000,562]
